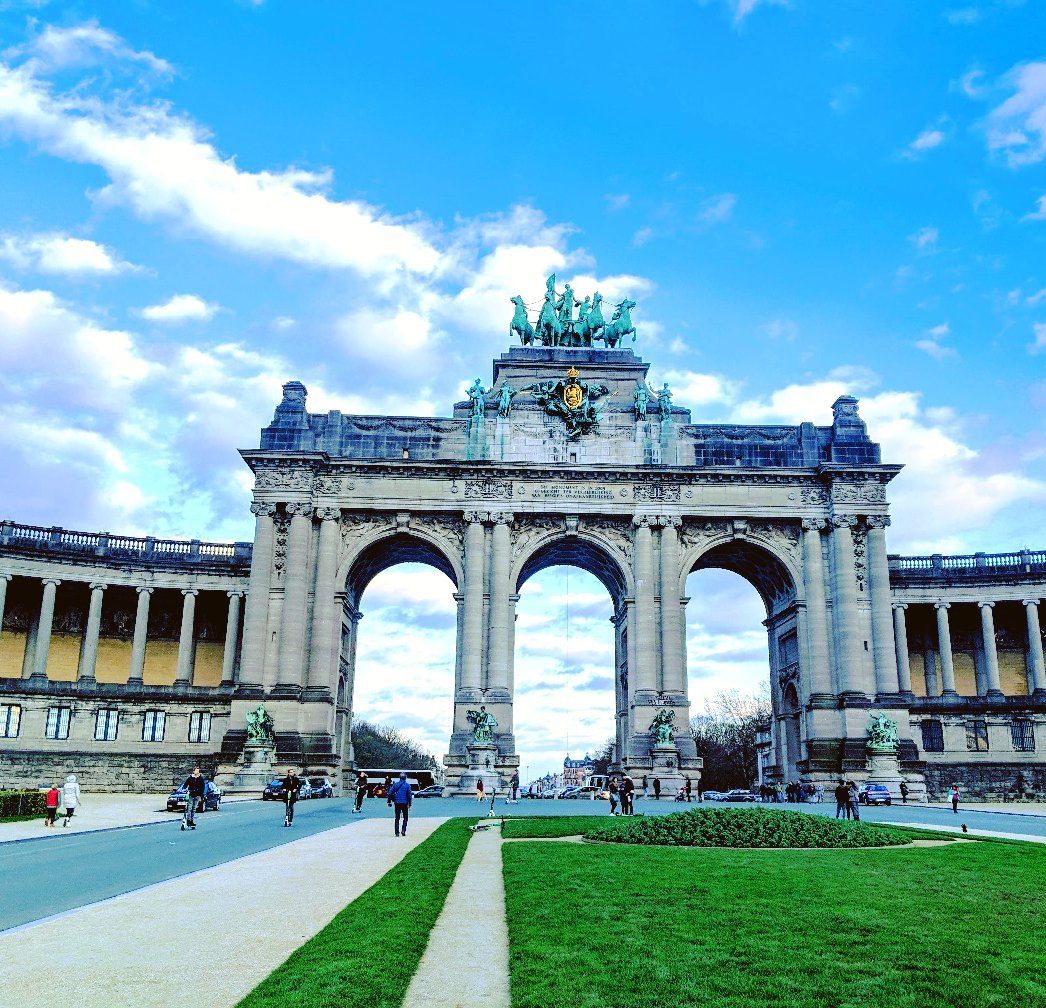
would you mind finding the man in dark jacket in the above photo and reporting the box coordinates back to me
[834,780,850,819]
[386,772,413,837]
[282,768,304,827]
[353,772,368,814]
[182,767,206,831]
[620,775,635,815]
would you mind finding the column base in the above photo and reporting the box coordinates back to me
[839,691,873,708]
[269,683,304,699]
[983,689,1006,702]
[808,692,839,709]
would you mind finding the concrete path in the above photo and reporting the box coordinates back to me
[0,794,197,843]
[901,821,1046,844]
[0,816,445,1008]
[402,827,511,1008]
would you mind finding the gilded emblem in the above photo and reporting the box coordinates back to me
[520,365,611,439]
[563,366,584,410]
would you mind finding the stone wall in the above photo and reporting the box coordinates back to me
[0,749,218,792]
[922,761,1046,801]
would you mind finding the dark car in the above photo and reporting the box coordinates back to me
[414,785,444,798]
[308,777,335,799]
[262,777,313,801]
[860,783,892,806]
[722,789,758,802]
[167,780,221,812]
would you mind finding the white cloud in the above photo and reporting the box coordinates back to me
[15,21,173,75]
[914,339,957,361]
[661,370,740,408]
[986,61,1046,167]
[138,293,219,322]
[1024,194,1046,221]
[904,127,947,157]
[760,319,798,341]
[958,68,986,98]
[1029,322,1046,355]
[944,7,981,25]
[604,193,630,211]
[909,226,939,252]
[830,84,860,115]
[1026,289,1046,306]
[0,232,138,274]
[697,193,736,227]
[632,226,654,247]
[728,0,790,26]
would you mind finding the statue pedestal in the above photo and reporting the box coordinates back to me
[648,744,685,797]
[865,744,924,802]
[224,743,277,794]
[451,743,502,797]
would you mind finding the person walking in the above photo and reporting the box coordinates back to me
[834,780,850,819]
[353,772,368,813]
[387,772,413,837]
[620,775,635,815]
[899,781,910,804]
[949,785,960,814]
[476,778,485,803]
[44,784,60,827]
[510,771,519,803]
[60,773,81,827]
[608,778,620,815]
[653,777,662,801]
[685,778,693,803]
[282,767,304,827]
[181,766,206,831]
[847,781,861,821]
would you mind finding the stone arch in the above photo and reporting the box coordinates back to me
[679,534,801,616]
[513,531,632,605]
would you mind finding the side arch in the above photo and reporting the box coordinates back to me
[337,527,463,606]
[513,531,633,604]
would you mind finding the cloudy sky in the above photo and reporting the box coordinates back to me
[1,2,1044,777]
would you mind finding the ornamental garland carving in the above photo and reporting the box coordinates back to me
[511,516,563,559]
[272,515,290,578]
[464,478,513,500]
[580,518,633,558]
[255,466,314,491]
[678,521,730,551]
[633,483,681,502]
[831,481,887,504]
[853,524,867,590]
[747,522,802,565]
[426,516,467,555]
[800,487,829,506]
[339,512,393,556]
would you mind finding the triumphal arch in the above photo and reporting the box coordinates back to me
[215,276,913,794]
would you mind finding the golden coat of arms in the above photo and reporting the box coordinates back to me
[519,365,611,440]
[562,366,584,410]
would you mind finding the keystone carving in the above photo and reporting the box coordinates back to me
[464,478,513,500]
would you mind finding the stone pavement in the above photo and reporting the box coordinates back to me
[0,816,445,1008]
[403,827,511,1008]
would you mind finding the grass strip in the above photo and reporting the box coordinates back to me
[236,817,474,1008]
[503,838,1046,1008]
[502,815,612,839]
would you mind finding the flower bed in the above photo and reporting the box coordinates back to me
[584,806,910,848]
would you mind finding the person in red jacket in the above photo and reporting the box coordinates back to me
[44,784,60,827]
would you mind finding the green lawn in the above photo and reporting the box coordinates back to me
[236,818,474,1008]
[502,823,1046,1008]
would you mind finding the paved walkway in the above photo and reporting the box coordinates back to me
[403,826,511,1008]
[0,817,445,1008]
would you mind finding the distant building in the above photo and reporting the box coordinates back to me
[563,752,595,786]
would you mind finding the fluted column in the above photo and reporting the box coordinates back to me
[657,516,683,693]
[238,501,277,690]
[1023,599,1045,694]
[220,591,244,686]
[801,519,832,697]
[892,604,913,694]
[174,588,198,687]
[307,507,342,692]
[935,602,958,696]
[128,586,153,685]
[922,637,940,696]
[829,515,863,696]
[978,601,1003,697]
[31,578,60,681]
[78,582,106,683]
[632,515,657,693]
[461,511,487,692]
[865,516,900,696]
[487,512,514,691]
[276,501,313,690]
[0,573,10,635]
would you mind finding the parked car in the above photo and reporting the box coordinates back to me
[859,783,892,806]
[702,790,727,801]
[574,785,604,800]
[261,778,313,801]
[558,786,583,799]
[167,780,221,812]
[540,788,558,799]
[722,789,758,802]
[414,785,445,798]
[308,777,335,799]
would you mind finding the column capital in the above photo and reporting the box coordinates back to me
[801,518,827,532]
[181,588,199,598]
[978,600,995,609]
[285,501,313,517]
[89,582,108,592]
[315,506,341,522]
[491,512,514,525]
[1022,598,1041,607]
[865,515,891,530]
[934,601,951,611]
[226,589,246,599]
[830,514,858,529]
[40,577,61,588]
[464,510,489,524]
[136,585,154,596]
[892,602,908,611]
[632,514,655,528]
[0,573,11,583]
[250,501,277,518]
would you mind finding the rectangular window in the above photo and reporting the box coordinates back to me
[187,711,211,744]
[94,708,119,741]
[920,719,944,752]
[142,710,166,743]
[45,707,71,740]
[0,704,21,738]
[1011,720,1036,752]
[965,719,989,752]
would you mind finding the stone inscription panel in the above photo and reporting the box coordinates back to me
[522,483,616,502]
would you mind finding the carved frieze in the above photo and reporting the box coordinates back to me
[800,487,829,506]
[464,478,513,500]
[510,517,563,559]
[748,522,802,565]
[678,521,730,551]
[339,513,391,555]
[427,515,467,556]
[633,483,681,502]
[255,465,314,491]
[831,480,887,505]
[578,518,632,557]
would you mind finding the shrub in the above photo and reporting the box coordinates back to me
[0,789,47,819]
[585,806,910,848]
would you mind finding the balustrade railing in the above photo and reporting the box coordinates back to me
[888,549,1046,578]
[0,520,252,567]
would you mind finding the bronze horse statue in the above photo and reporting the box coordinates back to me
[509,295,535,345]
[601,298,636,348]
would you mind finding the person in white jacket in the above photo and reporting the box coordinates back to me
[60,773,81,827]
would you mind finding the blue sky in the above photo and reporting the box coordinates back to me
[1,2,1043,776]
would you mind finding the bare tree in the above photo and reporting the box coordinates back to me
[690,687,771,790]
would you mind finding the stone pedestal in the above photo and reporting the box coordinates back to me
[223,743,277,793]
[647,744,685,796]
[451,743,503,797]
[865,743,925,802]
